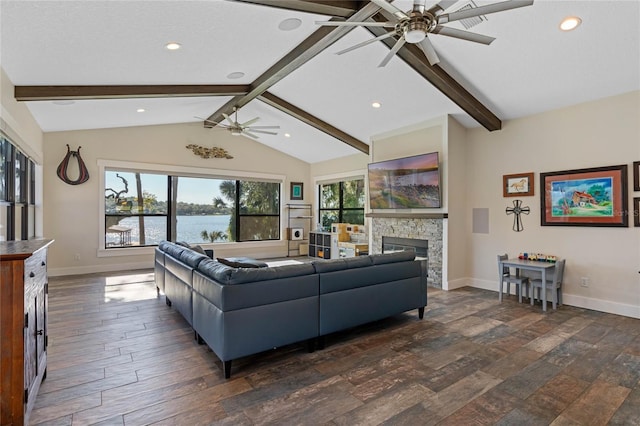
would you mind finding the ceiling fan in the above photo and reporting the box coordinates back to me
[198,107,280,139]
[316,0,534,67]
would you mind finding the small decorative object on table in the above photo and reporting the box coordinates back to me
[518,252,557,263]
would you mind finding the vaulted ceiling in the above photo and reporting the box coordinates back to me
[2,1,638,163]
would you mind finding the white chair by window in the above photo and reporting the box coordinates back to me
[529,259,566,310]
[498,254,530,303]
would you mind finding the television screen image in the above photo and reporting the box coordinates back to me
[368,152,441,209]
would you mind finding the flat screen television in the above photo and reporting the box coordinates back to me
[368,152,441,209]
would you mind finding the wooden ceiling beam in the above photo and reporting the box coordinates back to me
[366,13,502,131]
[204,1,381,153]
[14,85,250,101]
[259,91,369,154]
[14,85,251,101]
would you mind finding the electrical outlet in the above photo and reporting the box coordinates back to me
[580,277,589,287]
[74,253,81,261]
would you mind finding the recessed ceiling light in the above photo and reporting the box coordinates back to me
[372,101,381,108]
[278,18,302,31]
[137,108,146,113]
[227,71,245,80]
[284,133,291,138]
[52,100,75,106]
[165,42,181,50]
[559,16,582,31]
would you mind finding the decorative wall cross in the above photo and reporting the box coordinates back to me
[506,199,530,232]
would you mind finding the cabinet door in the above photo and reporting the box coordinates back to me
[24,291,37,394]
[36,286,46,371]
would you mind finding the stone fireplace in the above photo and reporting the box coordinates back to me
[370,214,445,288]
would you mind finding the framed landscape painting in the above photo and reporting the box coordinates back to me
[540,165,628,227]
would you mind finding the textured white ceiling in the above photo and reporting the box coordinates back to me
[1,0,639,163]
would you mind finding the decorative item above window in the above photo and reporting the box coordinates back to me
[186,144,233,159]
[56,144,89,185]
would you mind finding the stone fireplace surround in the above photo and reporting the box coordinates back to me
[369,213,446,289]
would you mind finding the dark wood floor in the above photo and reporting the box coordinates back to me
[30,270,640,425]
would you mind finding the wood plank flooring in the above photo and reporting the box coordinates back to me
[30,270,640,425]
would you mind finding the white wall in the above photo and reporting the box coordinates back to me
[43,123,310,275]
[465,91,640,318]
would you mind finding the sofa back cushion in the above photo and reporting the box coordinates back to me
[311,256,372,273]
[369,251,416,264]
[179,248,209,269]
[197,259,315,285]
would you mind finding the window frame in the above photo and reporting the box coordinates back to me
[0,134,38,241]
[98,159,285,256]
[316,172,366,230]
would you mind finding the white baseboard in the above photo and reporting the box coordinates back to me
[444,277,470,290]
[465,278,640,319]
[49,261,153,277]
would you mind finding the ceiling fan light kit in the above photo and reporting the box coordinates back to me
[317,0,534,67]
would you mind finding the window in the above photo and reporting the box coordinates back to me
[105,171,168,247]
[0,134,37,241]
[318,178,365,229]
[103,168,281,248]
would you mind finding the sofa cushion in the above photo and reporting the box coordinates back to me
[179,248,209,269]
[217,257,268,269]
[226,263,316,285]
[163,243,186,259]
[370,251,416,265]
[312,256,372,273]
[198,258,235,282]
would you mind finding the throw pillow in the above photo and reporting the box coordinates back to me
[216,257,268,268]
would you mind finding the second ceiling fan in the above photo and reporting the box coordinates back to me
[200,107,280,139]
[316,0,534,67]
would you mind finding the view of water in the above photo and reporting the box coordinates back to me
[107,215,231,246]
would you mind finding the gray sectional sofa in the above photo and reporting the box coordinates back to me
[154,241,427,378]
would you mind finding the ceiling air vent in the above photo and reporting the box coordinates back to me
[453,1,486,30]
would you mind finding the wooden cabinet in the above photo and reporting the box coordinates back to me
[1,239,53,426]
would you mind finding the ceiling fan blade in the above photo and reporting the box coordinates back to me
[243,130,260,139]
[195,116,230,128]
[247,125,280,129]
[240,117,260,126]
[315,20,394,27]
[419,36,440,66]
[427,0,457,15]
[439,0,534,23]
[433,25,495,45]
[378,37,406,68]
[336,31,396,55]
[222,113,235,126]
[371,0,408,19]
[250,129,279,135]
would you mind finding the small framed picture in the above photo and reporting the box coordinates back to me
[634,197,640,227]
[633,161,640,191]
[503,172,534,197]
[290,182,303,200]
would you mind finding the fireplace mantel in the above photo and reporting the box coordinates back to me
[366,212,448,219]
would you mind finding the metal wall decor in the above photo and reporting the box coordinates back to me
[506,199,530,232]
[56,144,89,185]
[186,144,233,159]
